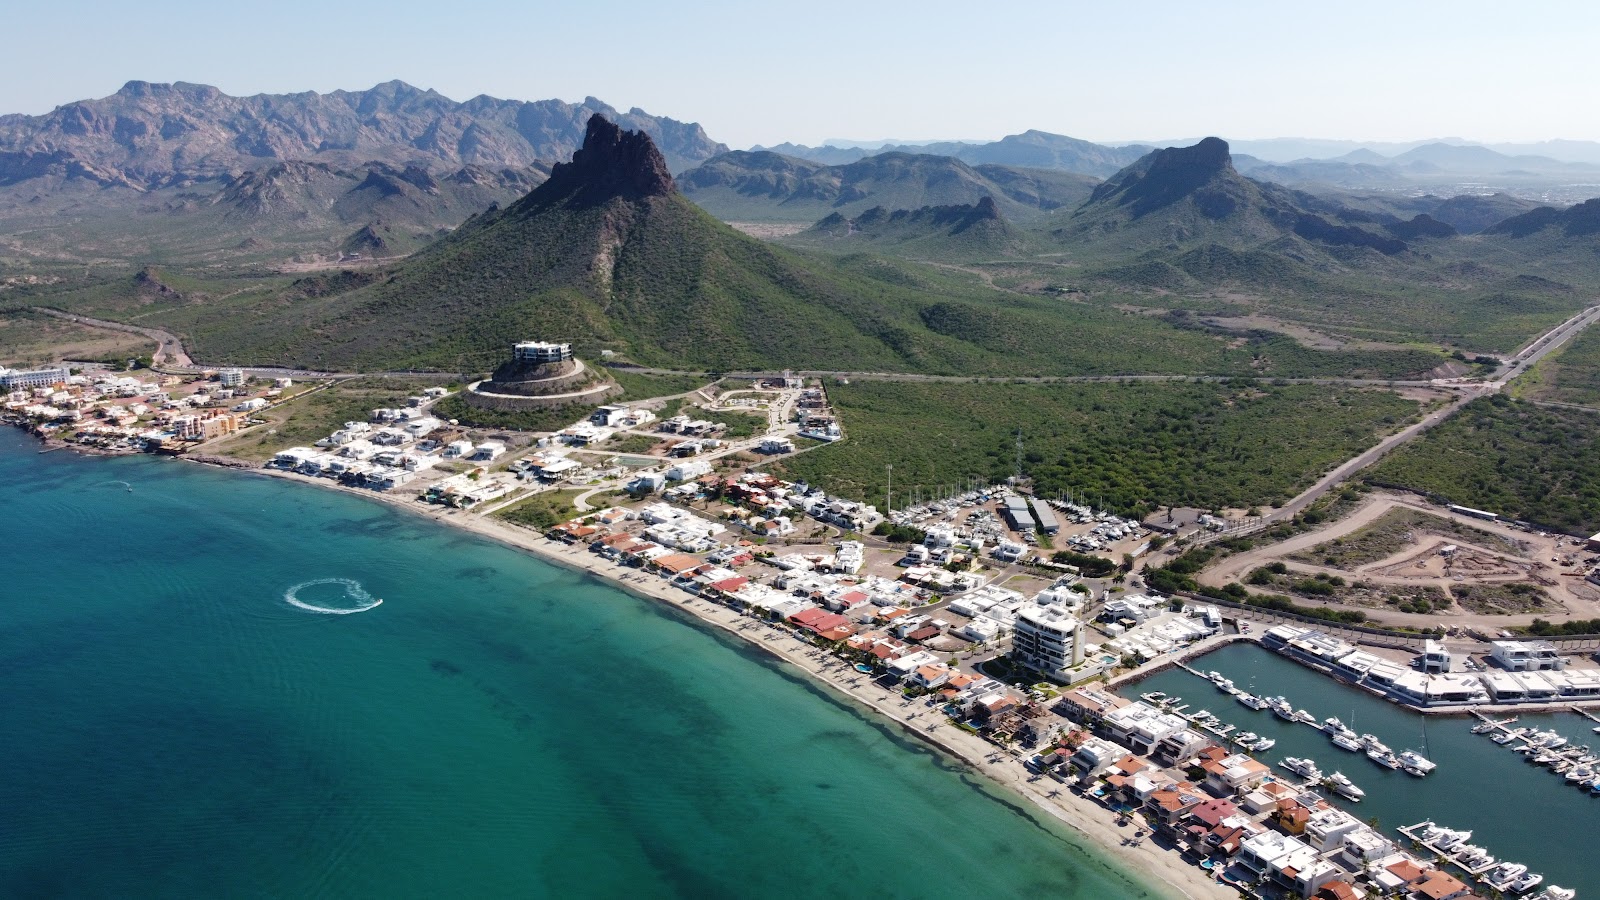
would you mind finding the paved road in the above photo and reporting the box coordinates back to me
[1229,303,1600,529]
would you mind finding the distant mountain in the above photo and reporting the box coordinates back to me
[788,196,1025,257]
[204,116,1079,373]
[679,150,1098,223]
[1484,198,1600,239]
[751,130,1149,177]
[1052,138,1458,262]
[1321,192,1544,235]
[0,154,547,264]
[0,80,727,188]
[1232,155,1413,189]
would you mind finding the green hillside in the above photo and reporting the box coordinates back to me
[783,197,1033,259]
[679,150,1098,223]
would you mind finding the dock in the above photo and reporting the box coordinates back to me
[1469,710,1598,793]
[1396,822,1500,876]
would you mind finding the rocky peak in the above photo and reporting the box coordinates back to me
[1087,136,1240,218]
[539,114,675,204]
[972,195,1000,219]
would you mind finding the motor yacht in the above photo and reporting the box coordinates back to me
[1331,732,1364,752]
[1292,709,1318,727]
[1510,872,1544,893]
[1269,696,1295,720]
[1486,862,1527,889]
[1533,885,1575,900]
[1397,750,1436,776]
[1280,757,1323,780]
[1250,737,1276,752]
[1436,829,1472,852]
[1237,692,1268,710]
[1369,749,1401,769]
[1325,771,1364,801]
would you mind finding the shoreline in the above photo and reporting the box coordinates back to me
[226,461,1223,900]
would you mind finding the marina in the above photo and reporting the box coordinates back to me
[1470,711,1600,793]
[1134,642,1600,899]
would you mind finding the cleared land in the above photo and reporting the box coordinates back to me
[1288,507,1526,569]
[774,380,1422,517]
[0,310,155,365]
[1200,492,1600,624]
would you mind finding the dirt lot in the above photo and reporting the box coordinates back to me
[1201,492,1600,624]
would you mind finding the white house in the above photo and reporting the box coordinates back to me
[665,460,712,482]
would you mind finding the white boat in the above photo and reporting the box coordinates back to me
[1237,693,1268,710]
[1250,737,1276,752]
[1369,749,1401,769]
[1325,771,1364,801]
[1292,709,1318,726]
[1269,697,1295,720]
[1457,845,1493,867]
[1414,821,1444,843]
[1436,829,1472,852]
[1511,872,1544,893]
[1331,732,1364,752]
[1532,886,1575,900]
[1398,750,1437,777]
[1237,731,1260,745]
[1487,863,1527,889]
[1280,756,1323,780]
[1323,716,1351,735]
[1471,720,1496,734]
[1493,731,1519,745]
[1563,766,1592,784]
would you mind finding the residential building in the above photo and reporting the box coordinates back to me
[1490,640,1567,671]
[1067,737,1130,783]
[1011,604,1081,676]
[1102,702,1188,755]
[217,368,245,387]
[512,341,572,364]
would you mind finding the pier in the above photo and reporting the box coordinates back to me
[1469,710,1598,793]
[1397,822,1500,876]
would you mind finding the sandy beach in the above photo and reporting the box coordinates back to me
[234,463,1230,900]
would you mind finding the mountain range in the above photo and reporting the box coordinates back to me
[0,80,725,189]
[753,131,1150,177]
[678,150,1098,223]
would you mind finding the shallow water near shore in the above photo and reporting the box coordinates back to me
[1136,642,1599,897]
[0,430,1157,898]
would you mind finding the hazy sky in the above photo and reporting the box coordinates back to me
[6,0,1598,148]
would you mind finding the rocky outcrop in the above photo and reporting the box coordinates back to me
[536,115,675,205]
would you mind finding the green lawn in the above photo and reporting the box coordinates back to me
[493,489,583,530]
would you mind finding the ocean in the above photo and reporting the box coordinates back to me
[0,429,1157,898]
[1136,642,1598,897]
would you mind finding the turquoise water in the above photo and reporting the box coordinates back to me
[1137,643,1599,897]
[0,430,1156,898]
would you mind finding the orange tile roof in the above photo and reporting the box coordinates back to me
[1412,871,1468,900]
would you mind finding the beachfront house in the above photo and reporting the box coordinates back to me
[1101,702,1188,756]
[1201,753,1270,797]
[1066,737,1129,784]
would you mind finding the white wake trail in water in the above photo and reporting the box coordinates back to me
[284,578,383,615]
